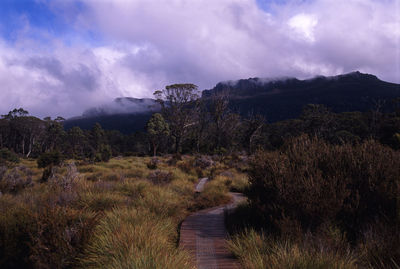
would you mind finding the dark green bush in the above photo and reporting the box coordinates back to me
[146,157,159,169]
[94,144,112,162]
[0,202,35,269]
[246,135,400,267]
[147,170,173,185]
[0,148,19,164]
[37,151,62,168]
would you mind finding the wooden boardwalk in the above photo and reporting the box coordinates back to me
[180,192,244,269]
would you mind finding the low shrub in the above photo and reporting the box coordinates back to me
[0,148,19,164]
[177,158,195,175]
[194,155,214,169]
[29,206,99,269]
[0,201,35,268]
[0,166,33,194]
[94,144,112,162]
[37,151,62,169]
[49,162,79,191]
[246,135,400,267]
[167,153,182,166]
[146,157,159,170]
[148,170,173,185]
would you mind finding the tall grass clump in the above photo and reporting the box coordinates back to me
[80,208,193,269]
[228,229,358,269]
[241,135,400,268]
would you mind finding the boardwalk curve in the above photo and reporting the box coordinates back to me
[180,190,244,269]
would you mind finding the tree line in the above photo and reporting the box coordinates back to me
[1,84,399,162]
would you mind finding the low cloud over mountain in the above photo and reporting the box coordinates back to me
[0,0,399,118]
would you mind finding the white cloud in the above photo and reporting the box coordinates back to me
[288,13,318,42]
[0,0,399,118]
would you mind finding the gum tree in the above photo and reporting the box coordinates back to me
[154,84,199,153]
[147,113,170,156]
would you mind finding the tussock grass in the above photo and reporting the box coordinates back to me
[228,229,358,269]
[194,175,231,209]
[80,208,194,269]
[75,191,129,211]
[0,155,208,269]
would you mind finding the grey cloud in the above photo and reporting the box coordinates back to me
[26,56,64,79]
[0,0,399,118]
[26,56,99,92]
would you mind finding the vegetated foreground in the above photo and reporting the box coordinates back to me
[0,154,248,269]
[0,83,399,269]
[226,136,400,269]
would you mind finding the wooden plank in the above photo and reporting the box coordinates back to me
[180,193,244,269]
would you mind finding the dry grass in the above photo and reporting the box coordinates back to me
[0,155,207,269]
[194,175,232,209]
[228,229,358,269]
[80,208,193,269]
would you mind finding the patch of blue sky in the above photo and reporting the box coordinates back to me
[256,0,312,12]
[256,0,288,11]
[0,0,103,47]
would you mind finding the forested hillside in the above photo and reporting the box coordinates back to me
[64,72,400,133]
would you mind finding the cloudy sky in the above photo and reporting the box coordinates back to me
[0,0,399,118]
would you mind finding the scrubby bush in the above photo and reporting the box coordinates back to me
[94,144,112,162]
[0,201,35,268]
[37,151,62,169]
[38,151,63,182]
[0,166,33,194]
[148,170,173,185]
[0,148,19,164]
[177,159,195,174]
[146,157,159,169]
[167,153,182,166]
[0,166,7,181]
[29,206,99,269]
[49,162,79,191]
[194,155,214,169]
[246,135,400,267]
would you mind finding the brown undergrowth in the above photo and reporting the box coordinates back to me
[227,135,400,269]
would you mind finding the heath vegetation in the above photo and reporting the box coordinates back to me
[0,84,399,268]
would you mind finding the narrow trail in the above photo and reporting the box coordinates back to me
[180,178,244,269]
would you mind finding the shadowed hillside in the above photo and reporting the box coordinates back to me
[64,72,400,133]
[203,71,400,121]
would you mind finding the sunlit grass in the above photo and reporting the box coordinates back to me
[0,155,239,268]
[228,229,358,269]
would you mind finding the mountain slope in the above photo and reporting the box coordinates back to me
[63,98,159,134]
[202,71,400,121]
[64,72,400,133]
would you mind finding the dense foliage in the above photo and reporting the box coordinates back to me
[229,136,400,268]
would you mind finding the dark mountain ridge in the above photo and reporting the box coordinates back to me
[203,71,399,121]
[64,71,400,133]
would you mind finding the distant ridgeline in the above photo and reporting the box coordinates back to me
[64,98,159,134]
[64,72,400,134]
